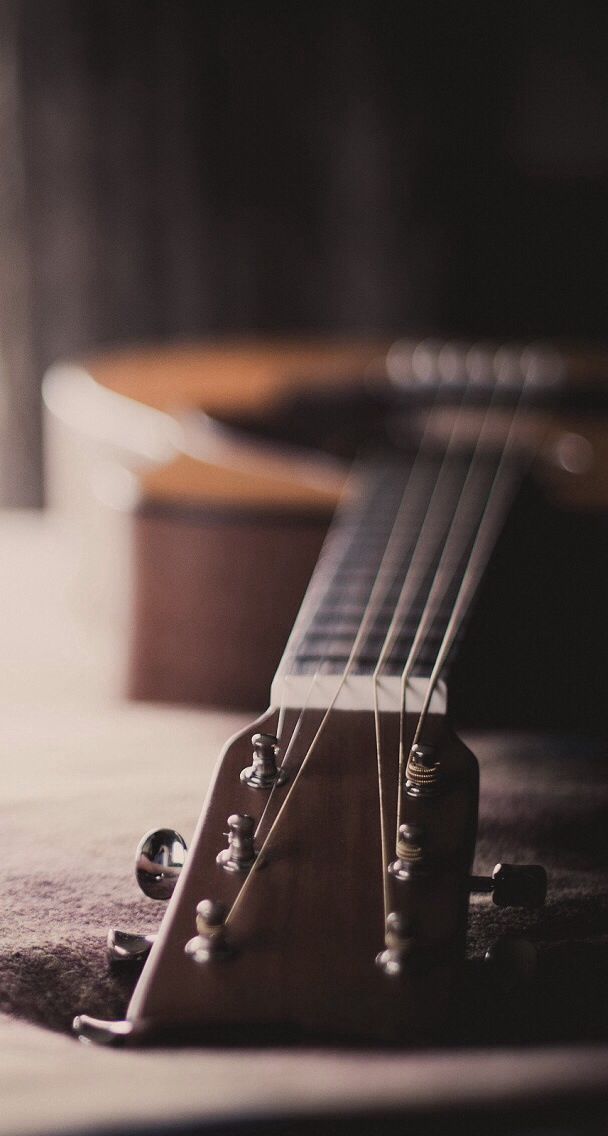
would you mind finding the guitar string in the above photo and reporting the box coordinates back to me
[275,458,366,743]
[261,361,478,937]
[391,372,521,848]
[225,459,436,929]
[224,377,455,929]
[410,378,543,751]
[272,461,406,769]
[263,462,374,847]
[227,370,521,942]
[270,459,378,803]
[370,366,481,911]
[224,354,509,937]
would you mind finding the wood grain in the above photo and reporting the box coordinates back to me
[129,507,330,709]
[127,711,478,1044]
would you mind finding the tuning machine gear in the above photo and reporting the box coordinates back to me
[241,733,286,789]
[217,814,256,873]
[375,912,415,976]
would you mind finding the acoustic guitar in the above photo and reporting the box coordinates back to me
[36,336,608,1136]
[45,335,608,1066]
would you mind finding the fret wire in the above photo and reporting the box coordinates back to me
[284,455,484,680]
[278,457,434,675]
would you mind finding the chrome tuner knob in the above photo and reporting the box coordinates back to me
[185,898,231,963]
[470,862,547,909]
[216,814,256,872]
[405,744,442,797]
[135,828,187,900]
[107,928,156,965]
[73,1015,133,1046]
[375,912,415,977]
[388,823,427,880]
[241,733,287,789]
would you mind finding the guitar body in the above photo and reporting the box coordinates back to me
[44,336,608,719]
[129,508,329,709]
[44,338,386,708]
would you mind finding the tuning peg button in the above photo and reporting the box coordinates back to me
[388,823,427,880]
[241,733,287,789]
[490,862,547,908]
[375,912,415,976]
[73,1015,133,1046]
[405,744,442,797]
[107,929,156,964]
[470,862,547,908]
[185,899,231,963]
[135,828,187,900]
[216,814,256,873]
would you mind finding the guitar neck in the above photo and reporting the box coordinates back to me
[272,442,524,716]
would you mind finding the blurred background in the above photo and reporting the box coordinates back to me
[0,0,606,506]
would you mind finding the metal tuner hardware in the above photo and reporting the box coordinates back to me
[405,744,442,797]
[136,827,188,900]
[107,929,156,965]
[185,899,231,964]
[375,912,416,977]
[240,732,287,789]
[73,1015,134,1047]
[107,827,187,969]
[388,823,428,880]
[216,814,257,872]
[470,862,548,908]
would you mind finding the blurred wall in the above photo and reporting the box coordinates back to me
[0,0,606,504]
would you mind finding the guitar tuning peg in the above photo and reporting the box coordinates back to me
[388,823,427,880]
[216,814,256,873]
[405,744,442,797]
[470,862,547,909]
[106,928,156,965]
[375,912,415,977]
[135,828,188,900]
[73,1015,134,1047]
[185,899,231,963]
[241,733,287,789]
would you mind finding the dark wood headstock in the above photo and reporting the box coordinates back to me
[94,709,479,1045]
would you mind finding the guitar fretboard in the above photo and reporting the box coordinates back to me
[275,445,521,694]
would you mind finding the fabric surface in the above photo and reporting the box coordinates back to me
[0,512,607,1134]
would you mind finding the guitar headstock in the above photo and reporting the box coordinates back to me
[77,708,485,1045]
